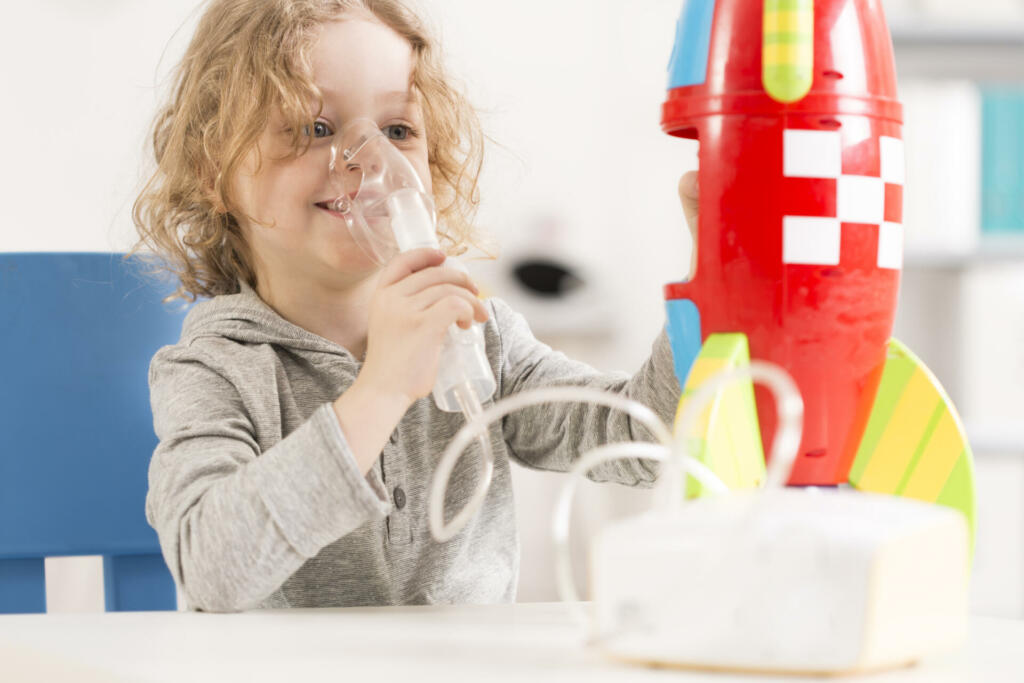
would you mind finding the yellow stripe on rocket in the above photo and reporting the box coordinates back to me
[763,0,814,103]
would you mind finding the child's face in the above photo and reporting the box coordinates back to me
[233,15,431,289]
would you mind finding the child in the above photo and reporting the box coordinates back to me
[135,0,696,612]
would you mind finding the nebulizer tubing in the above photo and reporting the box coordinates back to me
[327,119,497,525]
[550,361,804,634]
[428,386,676,542]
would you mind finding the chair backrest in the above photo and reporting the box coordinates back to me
[0,253,189,612]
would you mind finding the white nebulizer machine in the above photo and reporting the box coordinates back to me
[328,121,969,676]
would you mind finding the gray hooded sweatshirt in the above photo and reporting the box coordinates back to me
[146,284,681,612]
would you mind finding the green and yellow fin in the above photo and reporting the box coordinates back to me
[673,333,766,498]
[848,338,977,554]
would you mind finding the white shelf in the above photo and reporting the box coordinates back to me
[904,236,1024,269]
[889,23,1024,79]
[967,420,1024,454]
[892,26,1024,47]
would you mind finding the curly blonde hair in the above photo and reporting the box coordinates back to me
[132,0,485,301]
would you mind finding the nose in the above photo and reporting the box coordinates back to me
[342,163,364,198]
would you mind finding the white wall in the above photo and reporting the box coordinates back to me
[0,0,203,253]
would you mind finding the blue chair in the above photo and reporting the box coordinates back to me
[0,252,189,612]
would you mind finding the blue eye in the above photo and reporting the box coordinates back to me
[303,121,333,138]
[383,124,415,141]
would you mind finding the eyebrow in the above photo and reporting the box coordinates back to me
[375,90,418,104]
[317,87,416,102]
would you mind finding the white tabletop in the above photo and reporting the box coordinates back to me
[0,603,1022,682]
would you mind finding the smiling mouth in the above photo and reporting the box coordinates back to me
[315,203,390,228]
[316,202,348,217]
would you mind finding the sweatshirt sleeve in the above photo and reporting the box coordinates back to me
[145,346,390,612]
[490,298,682,486]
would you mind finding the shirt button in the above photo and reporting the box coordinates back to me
[393,487,406,510]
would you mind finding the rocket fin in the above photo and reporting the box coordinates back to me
[673,333,766,498]
[848,338,977,555]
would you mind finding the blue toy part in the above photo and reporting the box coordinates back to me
[664,297,702,389]
[667,0,717,89]
[0,253,188,613]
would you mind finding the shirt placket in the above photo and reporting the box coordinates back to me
[382,430,412,546]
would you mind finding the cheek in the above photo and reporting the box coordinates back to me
[415,157,433,195]
[407,137,432,194]
[231,165,283,223]
[227,164,257,218]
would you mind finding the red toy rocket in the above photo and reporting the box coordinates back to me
[661,0,976,531]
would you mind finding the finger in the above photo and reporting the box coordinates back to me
[678,169,699,200]
[379,248,446,288]
[391,263,480,298]
[678,170,699,233]
[425,295,477,331]
[413,284,489,323]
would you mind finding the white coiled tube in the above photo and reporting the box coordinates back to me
[428,386,674,542]
[425,361,803,641]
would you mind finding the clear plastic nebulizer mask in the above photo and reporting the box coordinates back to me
[326,117,495,413]
[327,118,438,263]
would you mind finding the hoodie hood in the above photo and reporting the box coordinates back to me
[178,282,358,361]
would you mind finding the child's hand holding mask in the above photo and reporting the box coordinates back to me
[361,248,489,407]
